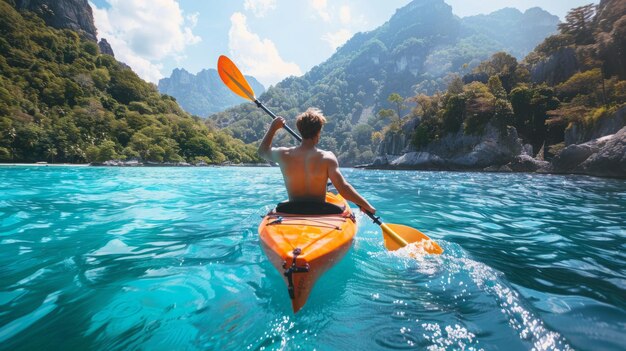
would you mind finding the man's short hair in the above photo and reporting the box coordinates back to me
[296,108,327,139]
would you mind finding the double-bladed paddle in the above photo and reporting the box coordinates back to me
[216,55,442,254]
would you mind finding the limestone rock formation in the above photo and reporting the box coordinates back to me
[14,0,98,42]
[530,48,579,85]
[375,124,524,169]
[552,127,626,178]
[158,68,265,117]
[98,38,114,57]
[565,106,626,145]
[504,155,550,172]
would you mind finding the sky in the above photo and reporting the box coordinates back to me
[89,0,599,88]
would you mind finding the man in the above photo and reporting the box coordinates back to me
[258,107,376,214]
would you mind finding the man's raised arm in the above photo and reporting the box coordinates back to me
[258,117,286,162]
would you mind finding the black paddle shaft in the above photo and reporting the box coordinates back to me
[364,210,383,225]
[254,99,302,142]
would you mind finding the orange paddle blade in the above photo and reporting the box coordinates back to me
[382,223,443,254]
[217,55,256,101]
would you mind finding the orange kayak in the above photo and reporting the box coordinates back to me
[258,192,357,313]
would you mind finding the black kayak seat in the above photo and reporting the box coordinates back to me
[275,201,344,215]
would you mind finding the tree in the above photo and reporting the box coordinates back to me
[487,76,507,99]
[351,124,374,146]
[476,52,518,77]
[85,145,100,162]
[534,34,573,58]
[387,93,406,118]
[0,147,11,161]
[98,140,118,161]
[108,69,147,104]
[377,108,395,121]
[446,75,464,95]
[184,136,218,161]
[442,95,465,133]
[510,86,533,136]
[46,146,57,163]
[555,68,603,102]
[492,99,514,131]
[409,93,442,119]
[558,4,596,45]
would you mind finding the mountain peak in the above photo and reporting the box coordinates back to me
[172,67,190,74]
[13,0,98,41]
[158,69,264,116]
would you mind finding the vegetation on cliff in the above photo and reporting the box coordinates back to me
[386,0,625,161]
[0,1,259,164]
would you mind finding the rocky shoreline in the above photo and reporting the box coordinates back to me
[366,126,626,179]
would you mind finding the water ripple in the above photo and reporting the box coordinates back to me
[0,167,624,350]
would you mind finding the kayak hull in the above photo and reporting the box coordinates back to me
[258,192,357,312]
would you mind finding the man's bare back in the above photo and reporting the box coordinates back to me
[257,112,375,214]
[274,145,332,202]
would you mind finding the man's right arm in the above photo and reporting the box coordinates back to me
[327,152,376,214]
[258,117,286,162]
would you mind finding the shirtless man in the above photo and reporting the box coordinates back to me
[258,108,376,214]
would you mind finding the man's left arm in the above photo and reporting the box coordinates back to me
[258,117,285,162]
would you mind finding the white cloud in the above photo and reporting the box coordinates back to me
[321,29,351,50]
[228,12,302,87]
[91,0,201,83]
[244,0,277,17]
[186,12,199,27]
[310,0,331,21]
[339,5,351,24]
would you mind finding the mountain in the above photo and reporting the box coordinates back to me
[373,0,626,178]
[0,1,259,164]
[158,68,265,117]
[460,7,559,59]
[209,0,558,165]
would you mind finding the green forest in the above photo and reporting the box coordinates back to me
[0,1,260,164]
[397,2,625,160]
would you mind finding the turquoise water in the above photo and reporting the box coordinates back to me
[0,166,625,351]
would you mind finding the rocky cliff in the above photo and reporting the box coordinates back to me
[373,109,625,178]
[551,126,626,178]
[98,38,114,57]
[373,123,525,170]
[565,106,626,145]
[13,0,98,42]
[530,48,579,85]
[158,68,265,117]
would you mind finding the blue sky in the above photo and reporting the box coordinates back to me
[89,0,598,87]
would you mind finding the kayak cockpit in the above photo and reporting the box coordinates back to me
[275,201,344,215]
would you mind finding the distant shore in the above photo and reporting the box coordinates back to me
[0,162,271,167]
[0,163,90,167]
